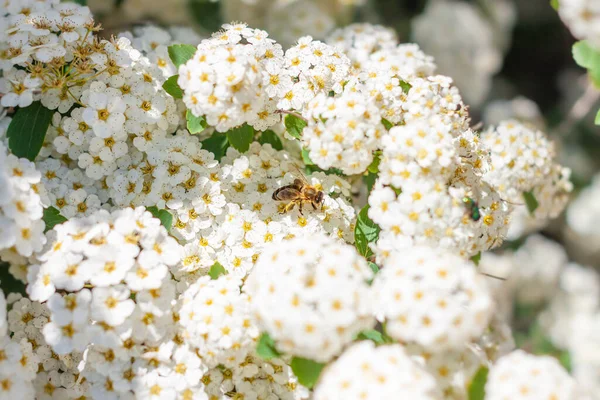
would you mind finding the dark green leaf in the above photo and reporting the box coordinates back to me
[399,80,412,93]
[162,75,183,98]
[290,357,325,389]
[42,207,67,232]
[367,151,381,174]
[523,191,539,216]
[146,206,173,231]
[258,130,283,150]
[201,133,229,161]
[284,114,307,139]
[363,172,377,194]
[189,0,222,33]
[354,206,381,258]
[186,110,207,135]
[6,102,54,161]
[0,261,26,296]
[256,332,281,360]
[467,367,488,400]
[73,0,87,4]
[208,262,227,279]
[471,252,481,266]
[226,124,254,153]
[596,109,600,125]
[381,118,393,130]
[168,44,197,68]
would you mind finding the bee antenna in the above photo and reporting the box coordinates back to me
[480,272,507,281]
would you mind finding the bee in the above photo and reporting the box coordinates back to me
[462,196,481,222]
[272,165,325,215]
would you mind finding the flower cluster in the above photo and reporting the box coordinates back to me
[0,143,47,259]
[178,24,283,132]
[372,247,494,351]
[557,0,600,49]
[313,341,441,400]
[245,234,374,362]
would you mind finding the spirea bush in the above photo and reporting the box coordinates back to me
[0,0,596,399]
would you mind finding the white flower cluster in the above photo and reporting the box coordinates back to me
[558,0,600,49]
[486,350,579,400]
[0,143,47,258]
[245,234,374,362]
[372,247,494,351]
[178,24,283,132]
[566,173,600,260]
[313,341,441,400]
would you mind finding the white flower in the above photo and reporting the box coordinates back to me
[0,68,40,108]
[82,89,127,139]
[371,246,494,351]
[558,0,600,49]
[245,233,374,362]
[314,341,440,400]
[90,285,135,327]
[486,350,580,400]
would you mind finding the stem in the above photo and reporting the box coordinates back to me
[275,109,307,122]
[555,79,600,137]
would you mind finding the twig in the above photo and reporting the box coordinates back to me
[275,109,307,122]
[555,80,600,137]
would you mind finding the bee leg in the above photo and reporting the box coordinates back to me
[299,202,304,216]
[285,202,296,213]
[311,201,317,210]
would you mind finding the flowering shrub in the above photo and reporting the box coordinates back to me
[0,0,597,399]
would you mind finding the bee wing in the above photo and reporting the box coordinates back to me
[273,186,302,201]
[290,163,310,185]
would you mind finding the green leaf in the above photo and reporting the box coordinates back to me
[381,118,393,130]
[189,0,222,33]
[523,190,539,216]
[168,44,197,68]
[162,75,183,98]
[354,206,381,259]
[146,206,173,231]
[256,332,281,360]
[368,261,379,275]
[208,262,227,279]
[355,329,393,345]
[573,41,600,71]
[596,109,600,125]
[467,367,488,400]
[257,130,283,150]
[471,252,481,266]
[226,124,255,153]
[73,0,87,5]
[42,207,67,232]
[550,0,559,10]
[284,114,307,139]
[201,133,229,161]
[6,102,54,161]
[367,151,381,174]
[186,110,207,135]
[290,357,325,389]
[301,148,314,166]
[399,80,412,93]
[363,172,377,194]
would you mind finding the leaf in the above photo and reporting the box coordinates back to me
[596,109,600,125]
[189,0,222,33]
[146,206,173,231]
[354,206,381,258]
[290,357,325,389]
[258,130,283,150]
[381,118,393,130]
[356,329,387,344]
[399,80,412,93]
[226,124,254,153]
[6,102,54,161]
[162,75,183,98]
[467,367,488,400]
[284,114,307,139]
[186,110,207,135]
[42,207,67,232]
[572,41,600,85]
[168,44,197,68]
[550,0,559,10]
[301,148,314,166]
[367,151,381,174]
[363,172,377,194]
[523,191,539,216]
[471,252,481,266]
[73,0,87,5]
[201,133,229,161]
[368,261,379,275]
[208,262,227,279]
[256,332,281,360]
